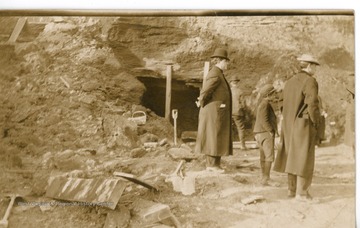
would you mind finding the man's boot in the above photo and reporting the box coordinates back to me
[287,174,297,197]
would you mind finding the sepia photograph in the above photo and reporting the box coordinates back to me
[0,8,356,228]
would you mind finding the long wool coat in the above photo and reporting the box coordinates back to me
[195,66,233,156]
[273,71,320,178]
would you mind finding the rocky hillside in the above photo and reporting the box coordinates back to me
[0,15,355,160]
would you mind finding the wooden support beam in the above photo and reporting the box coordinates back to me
[165,65,172,120]
[8,17,27,43]
[202,61,210,87]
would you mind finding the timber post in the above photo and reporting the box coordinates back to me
[165,64,172,120]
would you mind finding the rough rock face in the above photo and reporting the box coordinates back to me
[106,16,354,141]
[0,15,354,160]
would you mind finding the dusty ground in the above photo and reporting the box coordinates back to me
[0,142,355,228]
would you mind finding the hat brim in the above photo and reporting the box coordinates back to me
[297,58,320,65]
[308,60,320,65]
[211,55,230,61]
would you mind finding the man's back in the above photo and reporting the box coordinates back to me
[282,73,307,123]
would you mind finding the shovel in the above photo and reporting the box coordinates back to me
[164,160,196,196]
[0,194,20,228]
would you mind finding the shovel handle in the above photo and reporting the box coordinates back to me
[173,160,185,175]
[1,195,17,223]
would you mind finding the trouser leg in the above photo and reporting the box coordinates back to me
[256,134,266,181]
[288,173,297,196]
[215,156,221,167]
[206,155,221,167]
[296,174,313,196]
[238,129,246,148]
[260,160,265,182]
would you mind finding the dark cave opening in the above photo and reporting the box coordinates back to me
[137,76,201,136]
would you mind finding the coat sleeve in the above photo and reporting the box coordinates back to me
[303,77,320,126]
[198,69,220,106]
[257,101,274,133]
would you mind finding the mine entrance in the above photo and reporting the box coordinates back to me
[137,76,200,135]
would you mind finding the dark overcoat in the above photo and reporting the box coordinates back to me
[273,71,320,178]
[195,66,233,156]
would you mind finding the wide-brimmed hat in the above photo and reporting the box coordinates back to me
[211,48,230,61]
[297,54,320,65]
[259,84,275,97]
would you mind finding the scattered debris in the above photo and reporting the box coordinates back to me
[180,143,193,152]
[158,138,168,146]
[234,141,259,149]
[59,76,70,88]
[130,147,147,158]
[167,147,198,161]
[131,199,181,227]
[241,195,265,205]
[235,162,258,169]
[39,203,53,212]
[113,171,159,192]
[144,142,158,148]
[233,176,249,184]
[181,131,197,142]
[104,206,131,228]
[45,177,126,210]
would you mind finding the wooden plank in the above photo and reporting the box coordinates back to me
[8,18,27,43]
[45,177,126,210]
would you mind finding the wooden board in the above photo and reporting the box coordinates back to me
[45,177,126,210]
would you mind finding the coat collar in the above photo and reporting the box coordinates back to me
[214,66,224,73]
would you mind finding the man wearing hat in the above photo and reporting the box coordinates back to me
[195,48,232,173]
[254,84,279,186]
[230,76,247,150]
[273,54,321,201]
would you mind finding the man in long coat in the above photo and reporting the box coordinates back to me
[273,54,321,201]
[195,48,232,173]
